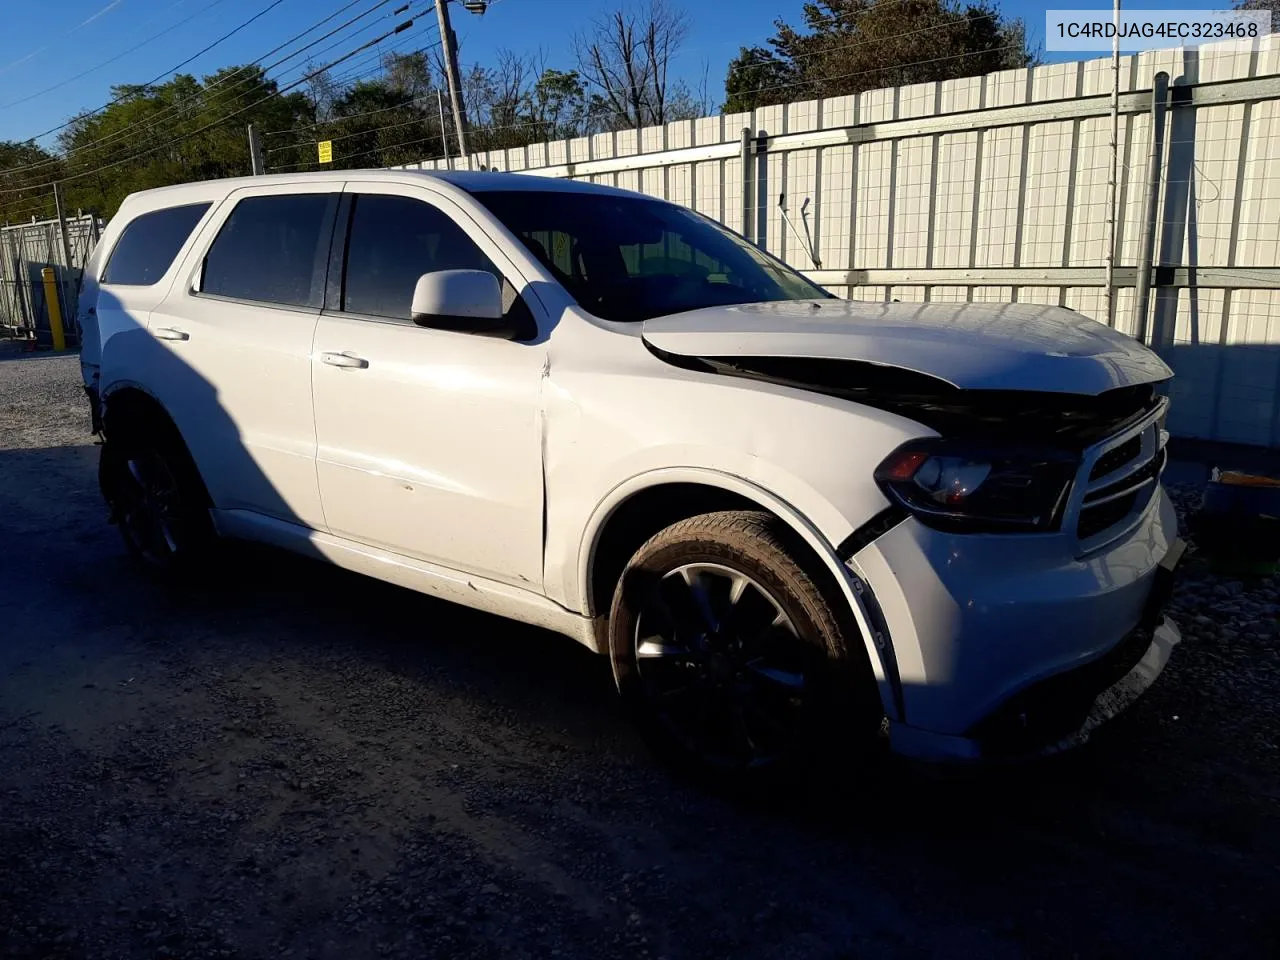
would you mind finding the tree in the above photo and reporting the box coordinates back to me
[1234,0,1278,32]
[302,61,342,121]
[573,0,699,131]
[53,67,314,216]
[529,68,593,140]
[383,50,435,100]
[327,78,437,169]
[0,141,63,223]
[724,0,1037,111]
[723,46,795,113]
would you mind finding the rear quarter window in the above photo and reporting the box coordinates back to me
[101,203,211,286]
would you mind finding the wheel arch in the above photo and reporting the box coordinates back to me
[100,380,171,434]
[578,468,897,715]
[99,381,212,508]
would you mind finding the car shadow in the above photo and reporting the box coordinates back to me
[3,426,1277,957]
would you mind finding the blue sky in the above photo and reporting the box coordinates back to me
[0,0,1221,146]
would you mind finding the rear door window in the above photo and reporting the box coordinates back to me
[201,194,338,309]
[101,203,211,286]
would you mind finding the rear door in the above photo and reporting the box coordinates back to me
[145,183,342,529]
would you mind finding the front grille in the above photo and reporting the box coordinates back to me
[1089,435,1141,481]
[1074,403,1168,543]
[1084,446,1167,506]
[1078,493,1138,539]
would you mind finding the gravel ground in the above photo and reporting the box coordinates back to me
[1,341,1277,960]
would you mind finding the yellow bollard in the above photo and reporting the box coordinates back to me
[41,266,66,351]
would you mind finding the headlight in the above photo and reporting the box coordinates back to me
[875,439,1077,532]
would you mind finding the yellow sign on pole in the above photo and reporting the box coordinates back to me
[317,140,333,164]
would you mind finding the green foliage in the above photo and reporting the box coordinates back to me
[1,1,1046,218]
[0,67,314,218]
[0,140,62,222]
[724,0,1037,112]
[723,46,794,114]
[325,79,439,170]
[51,66,314,216]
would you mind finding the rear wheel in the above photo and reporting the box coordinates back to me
[608,510,883,786]
[99,424,216,578]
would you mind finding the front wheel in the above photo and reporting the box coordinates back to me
[608,511,884,786]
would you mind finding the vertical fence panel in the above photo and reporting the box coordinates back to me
[0,215,102,343]
[391,42,1280,448]
[817,144,853,269]
[933,132,979,268]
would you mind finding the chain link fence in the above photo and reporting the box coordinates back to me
[1,213,103,346]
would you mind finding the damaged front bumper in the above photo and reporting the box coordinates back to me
[888,617,1181,762]
[885,537,1186,763]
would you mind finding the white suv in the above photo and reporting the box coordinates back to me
[77,170,1183,780]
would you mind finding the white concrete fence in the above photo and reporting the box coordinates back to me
[403,38,1280,449]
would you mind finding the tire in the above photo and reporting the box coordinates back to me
[607,510,884,788]
[99,419,217,579]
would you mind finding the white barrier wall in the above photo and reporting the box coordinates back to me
[405,39,1280,447]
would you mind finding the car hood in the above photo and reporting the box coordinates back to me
[640,300,1172,395]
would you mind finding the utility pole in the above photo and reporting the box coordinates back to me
[436,0,471,158]
[247,123,265,176]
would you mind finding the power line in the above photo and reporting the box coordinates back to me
[266,93,439,156]
[283,41,1027,168]
[0,0,237,111]
[4,0,283,129]
[738,42,1024,100]
[299,14,436,89]
[264,0,419,85]
[307,20,439,86]
[264,48,445,153]
[255,19,437,138]
[267,126,446,171]
[729,11,998,74]
[781,0,993,36]
[0,13,423,195]
[46,1,430,187]
[264,83,435,139]
[1,0,401,180]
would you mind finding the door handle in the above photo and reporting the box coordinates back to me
[154,326,190,341]
[321,351,369,369]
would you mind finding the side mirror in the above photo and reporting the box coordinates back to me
[411,269,509,335]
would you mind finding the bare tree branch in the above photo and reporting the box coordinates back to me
[574,0,688,132]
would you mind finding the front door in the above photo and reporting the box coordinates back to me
[311,184,547,590]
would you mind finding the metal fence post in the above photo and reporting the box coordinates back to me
[1133,71,1170,344]
[754,129,769,250]
[53,184,78,342]
[248,123,265,176]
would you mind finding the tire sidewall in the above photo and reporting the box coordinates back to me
[608,517,878,786]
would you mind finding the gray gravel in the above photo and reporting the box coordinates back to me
[1,340,1277,959]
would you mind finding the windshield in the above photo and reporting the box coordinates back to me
[472,190,833,323]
